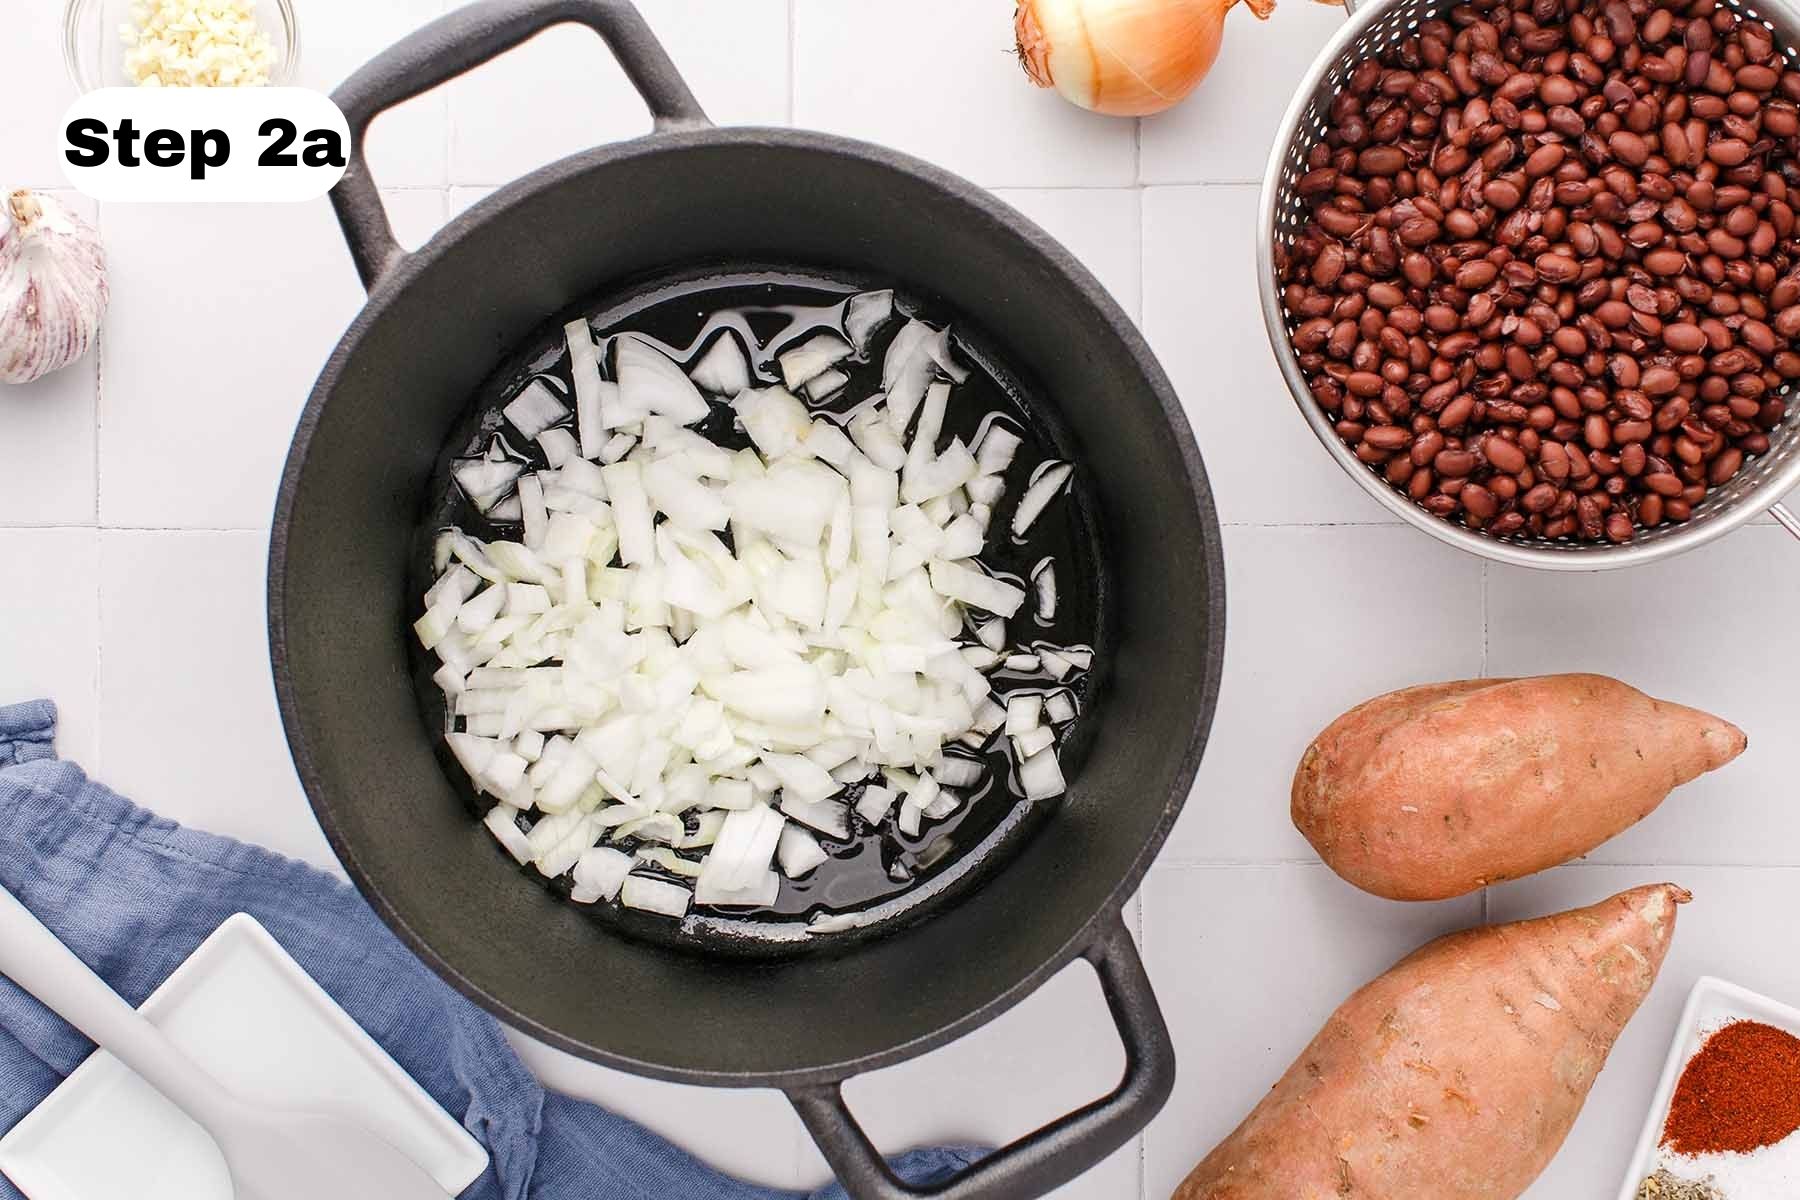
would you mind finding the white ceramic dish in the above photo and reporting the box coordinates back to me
[1616,975,1800,1199]
[0,912,487,1200]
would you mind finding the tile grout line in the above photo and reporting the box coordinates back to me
[92,195,105,774]
[1133,892,1148,1200]
[1,524,270,534]
[1479,561,1490,678]
[786,0,798,126]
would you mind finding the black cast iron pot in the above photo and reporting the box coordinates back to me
[269,2,1226,1195]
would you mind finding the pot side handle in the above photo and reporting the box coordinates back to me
[786,911,1175,1200]
[329,0,710,292]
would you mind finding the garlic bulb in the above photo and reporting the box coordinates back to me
[1014,0,1274,118]
[1,189,110,385]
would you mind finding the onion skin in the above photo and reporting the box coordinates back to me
[1014,0,1274,118]
[0,189,109,386]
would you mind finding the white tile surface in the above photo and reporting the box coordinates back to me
[0,1,79,188]
[1489,866,1800,1199]
[1138,1,1348,184]
[0,529,99,767]
[96,529,334,869]
[1165,524,1484,863]
[1487,527,1800,866]
[1140,865,1482,1198]
[793,0,1136,188]
[96,190,444,530]
[0,193,98,527]
[296,0,449,187]
[1142,184,1394,526]
[445,1,789,187]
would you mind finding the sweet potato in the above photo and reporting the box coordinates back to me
[1174,883,1689,1200]
[1292,674,1743,900]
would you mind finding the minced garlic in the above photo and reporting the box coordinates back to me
[119,0,276,88]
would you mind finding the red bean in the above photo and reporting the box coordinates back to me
[1280,3,1796,545]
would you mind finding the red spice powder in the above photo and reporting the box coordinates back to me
[1662,1019,1800,1156]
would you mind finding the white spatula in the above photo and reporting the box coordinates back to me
[0,886,448,1200]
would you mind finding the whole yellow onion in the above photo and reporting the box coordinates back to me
[1015,0,1276,118]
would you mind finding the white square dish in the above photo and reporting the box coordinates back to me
[1615,975,1800,1200]
[0,912,488,1200]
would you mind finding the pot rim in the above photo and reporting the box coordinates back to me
[269,123,1228,1087]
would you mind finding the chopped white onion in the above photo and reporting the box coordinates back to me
[777,825,829,877]
[600,461,654,566]
[803,368,849,403]
[855,785,896,825]
[431,307,1095,924]
[929,560,1026,618]
[570,846,633,902]
[883,321,936,435]
[483,806,533,864]
[845,289,894,351]
[1017,744,1066,799]
[1005,694,1043,735]
[564,318,606,458]
[1012,725,1055,759]
[779,333,853,391]
[616,335,710,425]
[1011,462,1073,539]
[693,868,778,907]
[923,789,960,820]
[1032,558,1058,621]
[975,425,1023,476]
[621,874,692,917]
[780,794,850,840]
[453,457,524,512]
[689,334,752,396]
[939,515,984,561]
[636,846,705,878]
[538,426,580,468]
[504,379,568,440]
[934,755,983,788]
[697,803,785,894]
[517,474,548,550]
[965,473,1006,507]
[901,438,977,505]
[960,646,1000,671]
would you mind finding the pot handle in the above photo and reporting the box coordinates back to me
[785,911,1174,1200]
[329,0,710,291]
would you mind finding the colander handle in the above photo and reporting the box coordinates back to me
[1773,503,1800,542]
[784,910,1174,1200]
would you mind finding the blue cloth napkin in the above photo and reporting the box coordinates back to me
[0,700,976,1199]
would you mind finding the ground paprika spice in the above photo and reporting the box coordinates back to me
[1662,1020,1800,1156]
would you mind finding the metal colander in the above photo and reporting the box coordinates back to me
[1257,0,1800,570]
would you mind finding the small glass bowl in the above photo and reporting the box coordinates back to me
[64,0,300,92]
